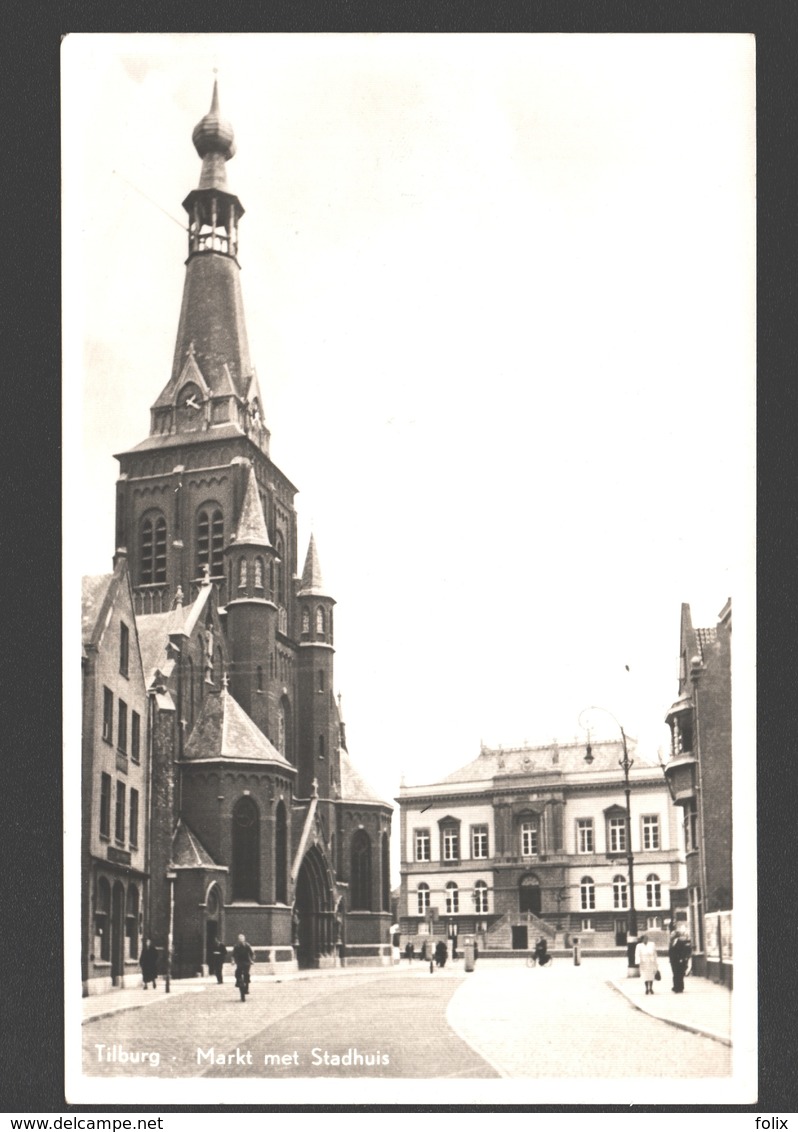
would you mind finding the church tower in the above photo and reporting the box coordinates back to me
[296,535,339,802]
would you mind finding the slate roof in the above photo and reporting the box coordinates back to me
[232,463,271,546]
[170,819,221,869]
[298,534,328,597]
[695,626,718,659]
[339,749,389,805]
[431,737,658,787]
[183,687,294,768]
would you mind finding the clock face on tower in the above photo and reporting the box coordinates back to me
[177,383,203,429]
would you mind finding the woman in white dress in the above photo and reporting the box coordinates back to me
[635,933,660,995]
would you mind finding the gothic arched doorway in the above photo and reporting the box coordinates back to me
[294,845,333,968]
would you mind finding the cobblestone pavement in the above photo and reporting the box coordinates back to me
[82,959,730,1080]
[82,966,495,1079]
[447,959,731,1078]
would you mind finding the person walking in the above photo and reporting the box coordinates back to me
[233,933,255,998]
[533,936,550,967]
[435,940,448,968]
[210,937,227,984]
[635,933,660,994]
[404,941,414,963]
[139,939,158,990]
[668,923,692,993]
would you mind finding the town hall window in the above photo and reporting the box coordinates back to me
[415,829,431,861]
[608,815,627,853]
[473,880,489,914]
[441,825,459,862]
[445,882,459,914]
[576,818,594,853]
[580,876,596,911]
[646,873,662,908]
[642,815,660,850]
[417,883,430,915]
[613,874,628,909]
[521,820,538,856]
[471,825,489,859]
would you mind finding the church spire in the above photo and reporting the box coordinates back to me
[232,463,272,547]
[298,534,329,597]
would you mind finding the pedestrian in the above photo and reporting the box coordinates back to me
[533,936,549,967]
[139,938,158,989]
[233,933,255,997]
[668,923,692,993]
[635,933,660,994]
[404,941,414,963]
[435,940,448,968]
[210,937,227,984]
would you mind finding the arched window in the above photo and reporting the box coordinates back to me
[613,874,628,910]
[96,877,111,961]
[580,876,595,911]
[473,880,489,914]
[301,607,310,635]
[318,669,324,692]
[445,881,459,914]
[275,533,285,605]
[126,885,139,959]
[140,513,167,584]
[278,697,292,762]
[254,557,264,590]
[318,734,326,761]
[275,801,288,904]
[646,873,662,909]
[186,656,195,728]
[350,829,372,911]
[315,606,326,637]
[381,831,390,911]
[238,557,248,589]
[197,507,224,577]
[232,796,260,901]
[417,883,430,915]
[256,665,263,692]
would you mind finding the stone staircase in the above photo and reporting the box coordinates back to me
[485,911,558,950]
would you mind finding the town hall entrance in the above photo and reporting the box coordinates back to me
[519,874,542,915]
[294,845,335,969]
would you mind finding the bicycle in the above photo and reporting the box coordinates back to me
[526,952,553,967]
[235,965,251,1001]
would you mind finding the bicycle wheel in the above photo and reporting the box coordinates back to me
[526,955,536,967]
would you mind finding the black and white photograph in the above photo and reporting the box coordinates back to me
[63,32,756,1106]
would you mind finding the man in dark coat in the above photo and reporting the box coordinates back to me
[435,940,448,967]
[668,924,692,993]
[139,939,158,989]
[210,938,227,984]
[233,933,255,993]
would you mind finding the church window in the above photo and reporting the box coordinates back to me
[318,734,325,760]
[445,882,459,914]
[350,829,372,911]
[315,606,326,637]
[302,607,310,635]
[99,773,111,838]
[417,883,430,915]
[140,514,166,584]
[254,557,264,590]
[275,801,288,904]
[275,533,285,605]
[318,669,324,692]
[381,832,390,911]
[256,665,263,692]
[238,556,248,589]
[197,508,224,577]
[231,796,260,901]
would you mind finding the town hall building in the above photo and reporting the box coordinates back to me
[82,83,392,993]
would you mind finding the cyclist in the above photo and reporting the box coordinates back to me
[233,932,255,999]
[533,936,550,966]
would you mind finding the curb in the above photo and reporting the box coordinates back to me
[607,980,732,1047]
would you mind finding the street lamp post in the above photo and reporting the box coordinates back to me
[580,706,639,978]
[166,871,176,993]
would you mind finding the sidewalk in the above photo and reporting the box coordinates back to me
[609,971,732,1046]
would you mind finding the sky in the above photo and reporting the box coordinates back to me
[63,32,755,817]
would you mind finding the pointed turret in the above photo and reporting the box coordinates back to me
[233,463,272,548]
[298,534,330,597]
[296,534,337,799]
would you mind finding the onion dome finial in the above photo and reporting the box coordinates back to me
[192,79,236,164]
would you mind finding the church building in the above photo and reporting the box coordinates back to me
[84,82,392,989]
